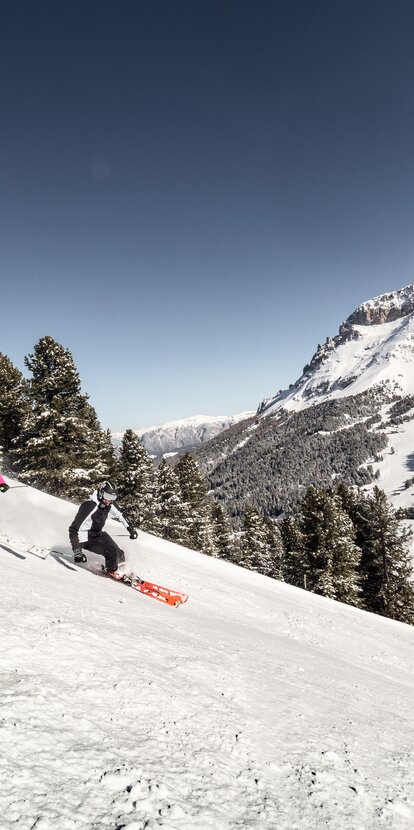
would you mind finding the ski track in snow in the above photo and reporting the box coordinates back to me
[1,476,414,830]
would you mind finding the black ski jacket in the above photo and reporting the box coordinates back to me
[69,491,131,550]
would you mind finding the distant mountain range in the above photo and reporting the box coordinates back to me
[112,412,254,459]
[196,283,414,519]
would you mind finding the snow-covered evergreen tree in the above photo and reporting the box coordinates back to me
[300,486,362,606]
[210,500,235,561]
[0,353,29,470]
[279,516,307,588]
[13,336,112,499]
[355,486,414,623]
[175,453,214,553]
[92,427,119,485]
[263,516,284,579]
[241,508,272,574]
[155,459,188,544]
[117,430,157,531]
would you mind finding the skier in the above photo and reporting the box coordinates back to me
[0,475,9,493]
[69,481,138,574]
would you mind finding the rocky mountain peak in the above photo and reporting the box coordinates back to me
[258,282,414,418]
[302,283,414,377]
[346,283,414,326]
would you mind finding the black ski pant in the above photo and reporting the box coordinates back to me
[83,532,124,572]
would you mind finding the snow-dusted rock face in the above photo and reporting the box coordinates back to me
[113,412,253,457]
[260,283,414,417]
[347,282,414,326]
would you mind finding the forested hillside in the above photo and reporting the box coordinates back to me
[197,388,389,516]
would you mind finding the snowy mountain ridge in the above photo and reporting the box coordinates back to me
[1,480,414,828]
[260,283,414,418]
[348,282,414,325]
[253,283,414,509]
[197,283,414,516]
[112,412,253,456]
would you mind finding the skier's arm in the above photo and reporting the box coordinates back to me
[69,501,93,550]
[110,504,138,538]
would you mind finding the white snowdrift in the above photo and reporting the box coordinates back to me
[1,481,414,828]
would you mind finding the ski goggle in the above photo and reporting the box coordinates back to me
[101,491,117,502]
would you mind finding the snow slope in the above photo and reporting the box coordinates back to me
[1,481,414,829]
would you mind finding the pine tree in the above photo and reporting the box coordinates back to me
[279,515,307,588]
[175,453,214,553]
[0,353,29,469]
[155,459,188,544]
[336,481,372,568]
[92,427,119,484]
[335,481,358,516]
[210,500,235,560]
[118,430,157,531]
[60,403,118,501]
[175,453,206,508]
[263,516,285,579]
[356,486,414,623]
[241,508,272,573]
[13,336,110,499]
[300,486,362,606]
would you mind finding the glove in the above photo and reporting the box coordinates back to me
[127,526,138,540]
[0,483,9,493]
[73,548,87,563]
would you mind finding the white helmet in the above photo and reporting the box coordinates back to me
[97,481,117,503]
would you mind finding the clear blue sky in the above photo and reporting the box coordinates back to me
[2,0,414,431]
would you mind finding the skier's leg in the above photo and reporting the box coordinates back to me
[101,533,125,572]
[87,532,125,572]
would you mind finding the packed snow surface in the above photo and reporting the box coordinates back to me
[1,481,414,829]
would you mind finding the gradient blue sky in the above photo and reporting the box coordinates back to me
[2,0,414,431]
